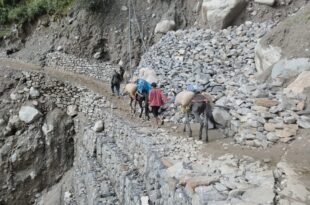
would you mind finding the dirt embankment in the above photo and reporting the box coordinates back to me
[260,3,310,59]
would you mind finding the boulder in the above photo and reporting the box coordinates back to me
[154,20,175,34]
[284,71,310,94]
[93,120,104,132]
[272,58,310,80]
[254,0,275,6]
[275,124,298,138]
[213,107,231,126]
[19,106,42,124]
[29,87,40,98]
[254,41,281,73]
[297,116,310,129]
[67,105,78,117]
[254,98,278,108]
[201,0,247,30]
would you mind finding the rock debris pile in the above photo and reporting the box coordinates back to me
[46,52,119,82]
[138,21,310,147]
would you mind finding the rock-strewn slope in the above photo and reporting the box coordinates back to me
[137,21,310,147]
[1,53,309,204]
[0,69,76,205]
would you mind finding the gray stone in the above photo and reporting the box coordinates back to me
[266,132,279,142]
[29,87,40,98]
[10,92,22,101]
[93,52,101,59]
[67,105,78,117]
[154,20,175,34]
[213,108,231,127]
[93,120,104,132]
[254,0,275,6]
[201,0,247,30]
[272,58,310,80]
[255,42,281,73]
[19,106,42,123]
[297,116,310,129]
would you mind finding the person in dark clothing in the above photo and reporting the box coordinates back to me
[111,69,121,96]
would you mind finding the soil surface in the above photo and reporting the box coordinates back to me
[260,3,310,58]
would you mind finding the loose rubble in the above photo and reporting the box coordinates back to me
[136,21,309,147]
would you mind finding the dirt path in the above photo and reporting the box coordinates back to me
[1,58,310,184]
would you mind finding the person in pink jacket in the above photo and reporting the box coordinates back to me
[148,82,167,127]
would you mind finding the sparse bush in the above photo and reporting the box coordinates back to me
[1,0,74,24]
[0,7,8,24]
[78,0,110,11]
[8,5,28,23]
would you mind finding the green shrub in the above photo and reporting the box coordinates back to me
[1,0,74,24]
[8,5,28,23]
[0,7,8,24]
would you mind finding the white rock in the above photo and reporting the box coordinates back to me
[141,196,149,205]
[254,0,275,6]
[297,116,310,129]
[29,87,40,98]
[121,6,128,11]
[0,118,5,126]
[254,41,282,73]
[56,46,63,51]
[93,120,104,132]
[42,123,54,136]
[10,92,22,101]
[201,0,247,30]
[93,52,101,59]
[19,106,42,123]
[154,20,175,34]
[67,105,78,117]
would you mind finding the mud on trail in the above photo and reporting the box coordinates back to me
[1,58,310,186]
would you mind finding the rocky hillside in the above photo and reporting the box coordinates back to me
[1,0,309,67]
[0,0,310,205]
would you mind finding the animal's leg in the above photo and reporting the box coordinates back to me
[111,83,115,94]
[205,110,209,142]
[186,112,192,138]
[183,113,187,132]
[199,121,203,140]
[144,92,150,120]
[134,97,138,114]
[139,99,143,118]
[130,98,133,113]
[116,84,120,96]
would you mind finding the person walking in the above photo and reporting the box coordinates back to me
[148,82,167,127]
[111,69,121,96]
